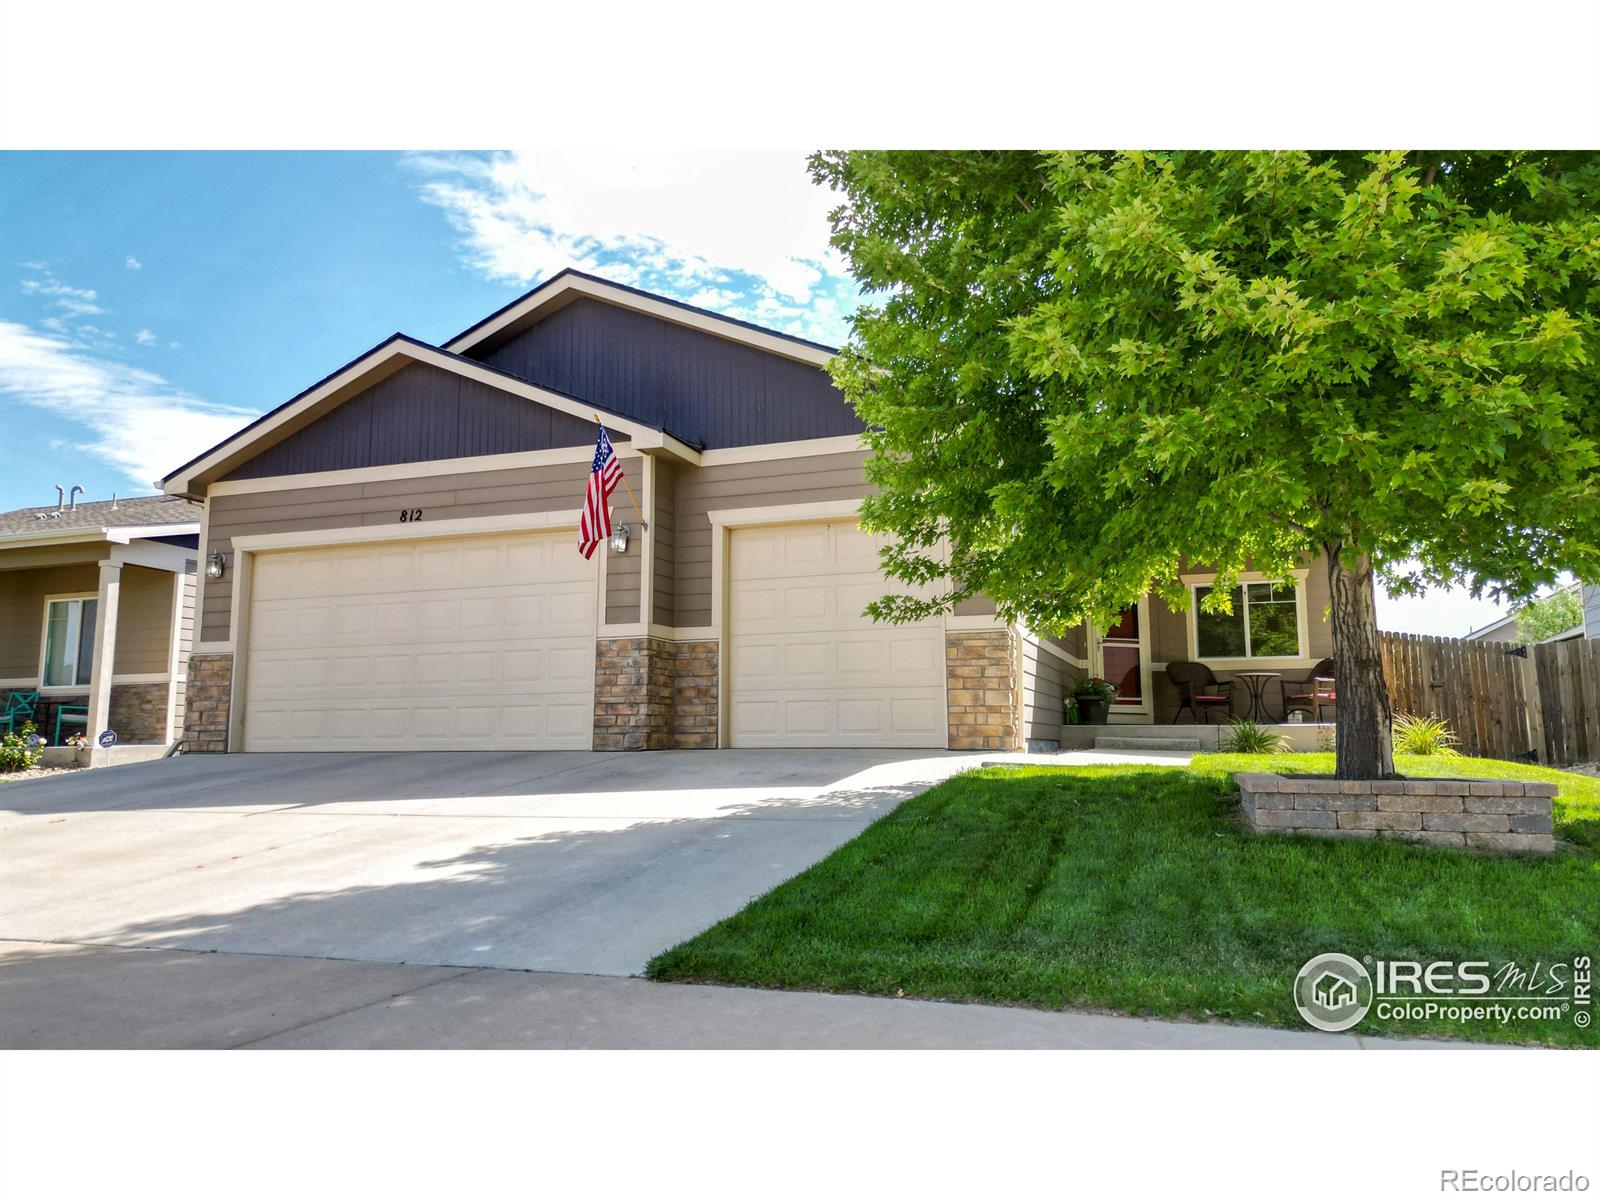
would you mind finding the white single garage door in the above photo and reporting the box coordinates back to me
[242,530,596,751]
[727,521,945,748]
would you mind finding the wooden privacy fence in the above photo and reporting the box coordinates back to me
[1379,632,1600,765]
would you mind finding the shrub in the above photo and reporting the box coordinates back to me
[1218,718,1289,754]
[0,721,44,773]
[1392,712,1461,757]
[1072,676,1118,702]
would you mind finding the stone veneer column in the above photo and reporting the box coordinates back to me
[945,629,1023,751]
[593,637,675,750]
[182,653,234,752]
[672,640,719,749]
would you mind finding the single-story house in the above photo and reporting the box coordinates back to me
[159,269,1335,754]
[0,493,200,764]
[1464,582,1586,644]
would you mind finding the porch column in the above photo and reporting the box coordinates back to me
[86,560,122,768]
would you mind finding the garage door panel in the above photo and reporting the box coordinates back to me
[729,521,946,749]
[244,531,596,751]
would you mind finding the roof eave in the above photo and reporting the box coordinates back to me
[442,269,839,367]
[0,522,199,551]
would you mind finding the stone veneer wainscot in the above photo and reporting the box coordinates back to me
[946,629,1023,752]
[182,652,234,752]
[1235,772,1556,853]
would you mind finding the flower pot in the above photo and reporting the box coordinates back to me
[1076,697,1109,725]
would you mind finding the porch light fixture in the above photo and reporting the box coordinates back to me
[206,550,227,579]
[609,525,630,555]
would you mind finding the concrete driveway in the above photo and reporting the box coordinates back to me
[0,748,992,976]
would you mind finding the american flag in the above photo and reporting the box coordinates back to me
[579,424,622,558]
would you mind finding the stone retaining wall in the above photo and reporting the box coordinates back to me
[1236,772,1556,853]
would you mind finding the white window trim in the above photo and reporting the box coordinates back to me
[1183,569,1311,666]
[37,591,99,693]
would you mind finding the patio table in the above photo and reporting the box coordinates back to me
[1233,671,1281,723]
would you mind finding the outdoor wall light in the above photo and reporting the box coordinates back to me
[206,550,227,579]
[609,525,630,555]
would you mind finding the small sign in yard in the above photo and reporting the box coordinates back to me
[97,729,117,749]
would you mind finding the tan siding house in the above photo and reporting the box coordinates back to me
[0,495,200,764]
[159,268,1336,755]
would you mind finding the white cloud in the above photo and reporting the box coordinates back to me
[124,256,143,270]
[406,151,854,324]
[134,328,158,346]
[20,270,106,316]
[0,320,255,489]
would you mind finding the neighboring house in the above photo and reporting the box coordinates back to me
[159,269,1335,754]
[0,493,200,764]
[1585,583,1600,641]
[1463,582,1585,644]
[1464,610,1525,644]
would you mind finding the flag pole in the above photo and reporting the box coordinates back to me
[594,413,647,530]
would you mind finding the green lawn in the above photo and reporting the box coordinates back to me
[648,754,1600,1046]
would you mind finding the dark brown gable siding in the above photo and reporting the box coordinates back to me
[473,297,863,450]
[222,362,601,481]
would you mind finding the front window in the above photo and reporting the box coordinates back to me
[42,597,97,687]
[1193,582,1300,659]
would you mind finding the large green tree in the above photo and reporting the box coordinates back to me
[812,151,1600,778]
[1512,586,1584,643]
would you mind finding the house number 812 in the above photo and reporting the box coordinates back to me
[398,509,422,522]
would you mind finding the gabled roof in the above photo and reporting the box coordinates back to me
[444,268,838,367]
[159,333,704,497]
[0,494,200,540]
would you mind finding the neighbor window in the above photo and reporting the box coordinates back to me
[1193,582,1300,659]
[42,597,97,687]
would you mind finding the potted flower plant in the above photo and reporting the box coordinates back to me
[1071,676,1118,725]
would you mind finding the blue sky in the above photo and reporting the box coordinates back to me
[0,151,855,509]
[0,151,1521,636]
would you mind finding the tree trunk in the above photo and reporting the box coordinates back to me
[1325,545,1395,780]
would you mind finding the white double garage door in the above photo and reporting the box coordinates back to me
[241,521,945,752]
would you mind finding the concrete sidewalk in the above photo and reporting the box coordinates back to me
[0,939,1467,1050]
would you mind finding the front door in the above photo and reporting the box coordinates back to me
[1095,600,1152,722]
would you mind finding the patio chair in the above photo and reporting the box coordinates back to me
[54,704,89,745]
[1,690,40,736]
[1283,658,1336,723]
[1165,662,1235,724]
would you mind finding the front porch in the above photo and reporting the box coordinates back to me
[0,496,199,767]
[1056,720,1335,753]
